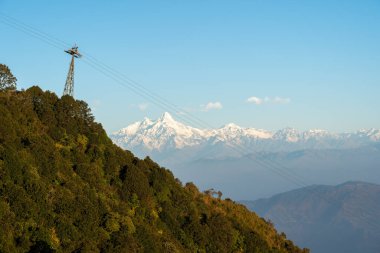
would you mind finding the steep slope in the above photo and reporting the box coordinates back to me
[0,87,308,253]
[242,182,380,253]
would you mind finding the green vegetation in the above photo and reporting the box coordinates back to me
[0,64,17,91]
[0,68,309,252]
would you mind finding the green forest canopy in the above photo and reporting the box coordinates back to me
[0,65,309,253]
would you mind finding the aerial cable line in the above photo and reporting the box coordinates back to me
[0,17,65,51]
[80,57,203,127]
[0,12,310,188]
[0,13,308,188]
[83,52,308,187]
[0,14,203,126]
[78,49,311,186]
[81,53,209,128]
[79,52,311,186]
[78,54,311,185]
[82,58,203,127]
[198,139,309,187]
[0,12,70,48]
[2,13,380,232]
[3,11,310,189]
[0,13,218,129]
[83,51,310,186]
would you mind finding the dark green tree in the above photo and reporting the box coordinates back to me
[0,64,17,90]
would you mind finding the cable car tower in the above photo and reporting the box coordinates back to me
[63,45,82,97]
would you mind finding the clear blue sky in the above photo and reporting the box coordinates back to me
[1,0,379,133]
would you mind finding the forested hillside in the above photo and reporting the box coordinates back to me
[0,86,308,253]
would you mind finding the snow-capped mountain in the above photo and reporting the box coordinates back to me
[110,112,380,161]
[112,112,205,151]
[111,112,272,157]
[111,113,380,201]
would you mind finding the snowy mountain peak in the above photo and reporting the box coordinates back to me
[355,128,380,141]
[273,128,300,142]
[159,112,175,123]
[303,129,332,139]
[110,114,380,157]
[223,123,241,129]
[142,117,152,124]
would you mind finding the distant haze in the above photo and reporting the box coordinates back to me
[111,113,380,199]
[242,181,380,253]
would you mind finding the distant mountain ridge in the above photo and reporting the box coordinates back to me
[111,112,380,160]
[110,113,380,200]
[241,181,380,253]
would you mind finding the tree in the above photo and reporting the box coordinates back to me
[0,64,17,90]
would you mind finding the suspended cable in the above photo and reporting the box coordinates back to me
[3,13,379,232]
[0,12,314,188]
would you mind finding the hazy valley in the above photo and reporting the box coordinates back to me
[242,181,380,253]
[111,113,380,199]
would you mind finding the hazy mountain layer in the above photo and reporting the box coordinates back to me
[172,145,380,199]
[241,182,380,253]
[111,113,380,199]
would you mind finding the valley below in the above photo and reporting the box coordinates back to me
[241,181,380,253]
[111,112,380,200]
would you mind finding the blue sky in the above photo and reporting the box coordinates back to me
[1,0,379,133]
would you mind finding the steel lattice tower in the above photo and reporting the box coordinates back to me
[63,45,81,97]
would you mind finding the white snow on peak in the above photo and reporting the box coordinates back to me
[355,128,380,141]
[302,129,333,140]
[110,112,380,153]
[142,117,152,124]
[245,128,273,139]
[273,128,300,142]
[158,112,175,123]
[111,112,206,150]
[212,123,272,140]
[223,123,241,129]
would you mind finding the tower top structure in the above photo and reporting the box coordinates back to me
[65,45,82,58]
[63,45,81,97]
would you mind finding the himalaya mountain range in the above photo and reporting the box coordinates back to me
[111,112,380,159]
[110,113,380,199]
